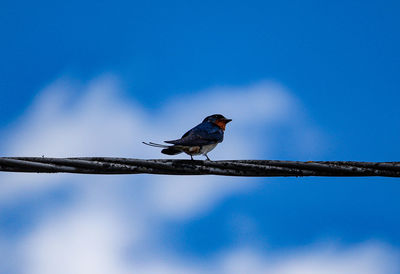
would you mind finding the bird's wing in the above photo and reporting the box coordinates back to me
[165,123,223,146]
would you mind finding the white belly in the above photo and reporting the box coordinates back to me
[199,143,218,155]
[181,143,218,156]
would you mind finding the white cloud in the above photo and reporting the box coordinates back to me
[20,203,400,274]
[147,175,247,219]
[21,200,134,274]
[0,75,320,213]
[218,243,400,274]
[1,74,393,274]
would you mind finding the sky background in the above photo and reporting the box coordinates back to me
[1,1,400,273]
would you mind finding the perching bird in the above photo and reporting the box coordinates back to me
[143,114,232,160]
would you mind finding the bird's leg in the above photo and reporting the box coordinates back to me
[205,154,211,161]
[190,155,194,160]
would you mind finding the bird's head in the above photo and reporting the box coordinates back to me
[203,114,232,130]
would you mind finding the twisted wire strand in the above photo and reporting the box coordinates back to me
[0,157,399,177]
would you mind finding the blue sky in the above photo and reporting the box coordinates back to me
[1,1,400,273]
[2,0,400,160]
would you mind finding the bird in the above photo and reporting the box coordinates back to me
[143,114,232,160]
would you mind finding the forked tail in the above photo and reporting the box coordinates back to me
[142,142,182,155]
[142,142,169,148]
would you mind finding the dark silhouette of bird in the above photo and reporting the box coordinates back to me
[143,114,232,160]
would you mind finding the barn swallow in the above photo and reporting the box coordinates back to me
[143,114,232,160]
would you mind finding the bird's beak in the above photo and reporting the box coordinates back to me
[224,118,232,123]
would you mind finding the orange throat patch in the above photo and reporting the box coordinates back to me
[214,120,226,131]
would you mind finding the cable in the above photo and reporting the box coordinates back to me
[0,157,399,177]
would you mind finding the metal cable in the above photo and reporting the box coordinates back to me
[0,157,399,177]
